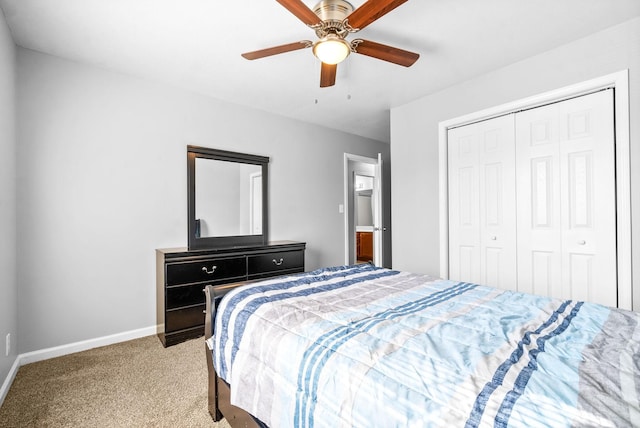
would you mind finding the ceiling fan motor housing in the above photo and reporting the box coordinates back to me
[313,0,354,21]
[313,0,354,38]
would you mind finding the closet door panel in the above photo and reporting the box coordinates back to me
[480,118,517,290]
[516,90,616,306]
[448,116,516,289]
[448,131,481,284]
[515,107,563,298]
[531,251,554,297]
[559,90,616,306]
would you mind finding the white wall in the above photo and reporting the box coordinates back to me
[391,17,640,308]
[16,48,390,353]
[0,7,17,391]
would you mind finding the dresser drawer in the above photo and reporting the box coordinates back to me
[248,250,304,275]
[166,283,206,310]
[166,256,246,286]
[166,304,205,332]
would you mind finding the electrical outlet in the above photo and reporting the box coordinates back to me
[5,333,10,357]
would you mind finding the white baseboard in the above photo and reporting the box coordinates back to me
[0,356,20,408]
[0,325,156,407]
[19,325,156,365]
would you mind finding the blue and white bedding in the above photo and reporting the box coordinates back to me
[213,264,640,427]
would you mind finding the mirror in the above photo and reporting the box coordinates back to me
[187,146,269,250]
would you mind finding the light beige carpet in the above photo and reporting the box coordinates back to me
[0,335,231,428]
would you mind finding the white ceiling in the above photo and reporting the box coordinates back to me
[1,0,639,143]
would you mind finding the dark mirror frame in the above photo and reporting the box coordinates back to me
[187,145,269,250]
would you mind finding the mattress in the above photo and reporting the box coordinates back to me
[212,264,640,427]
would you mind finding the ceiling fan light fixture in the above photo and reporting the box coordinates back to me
[313,34,351,65]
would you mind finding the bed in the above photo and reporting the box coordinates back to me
[204,263,640,427]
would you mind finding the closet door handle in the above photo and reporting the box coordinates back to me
[578,240,586,245]
[272,258,284,266]
[202,265,217,274]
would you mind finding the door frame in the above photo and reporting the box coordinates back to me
[344,153,383,266]
[438,70,632,309]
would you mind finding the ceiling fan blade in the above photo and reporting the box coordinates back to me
[276,0,323,26]
[320,62,337,88]
[346,0,408,31]
[242,41,312,60]
[353,39,419,67]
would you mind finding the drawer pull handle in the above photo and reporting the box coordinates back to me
[272,258,284,266]
[202,265,217,274]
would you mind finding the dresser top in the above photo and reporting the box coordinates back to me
[157,240,306,257]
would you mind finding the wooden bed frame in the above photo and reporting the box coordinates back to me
[204,283,265,428]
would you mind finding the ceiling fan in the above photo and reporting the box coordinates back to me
[241,0,419,88]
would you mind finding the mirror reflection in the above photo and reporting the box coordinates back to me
[195,158,262,237]
[355,174,374,230]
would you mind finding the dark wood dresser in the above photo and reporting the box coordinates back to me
[156,240,306,347]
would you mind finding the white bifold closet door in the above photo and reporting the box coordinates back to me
[515,90,617,306]
[447,89,617,306]
[447,115,517,290]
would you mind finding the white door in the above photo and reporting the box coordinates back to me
[344,153,385,267]
[373,153,384,267]
[515,90,617,306]
[447,115,517,289]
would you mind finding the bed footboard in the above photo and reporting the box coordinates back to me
[204,284,223,421]
[204,282,264,427]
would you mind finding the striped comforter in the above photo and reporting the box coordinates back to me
[212,264,640,427]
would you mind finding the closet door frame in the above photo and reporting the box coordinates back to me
[438,70,632,309]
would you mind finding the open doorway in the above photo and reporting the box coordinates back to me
[344,153,384,267]
[354,174,374,263]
